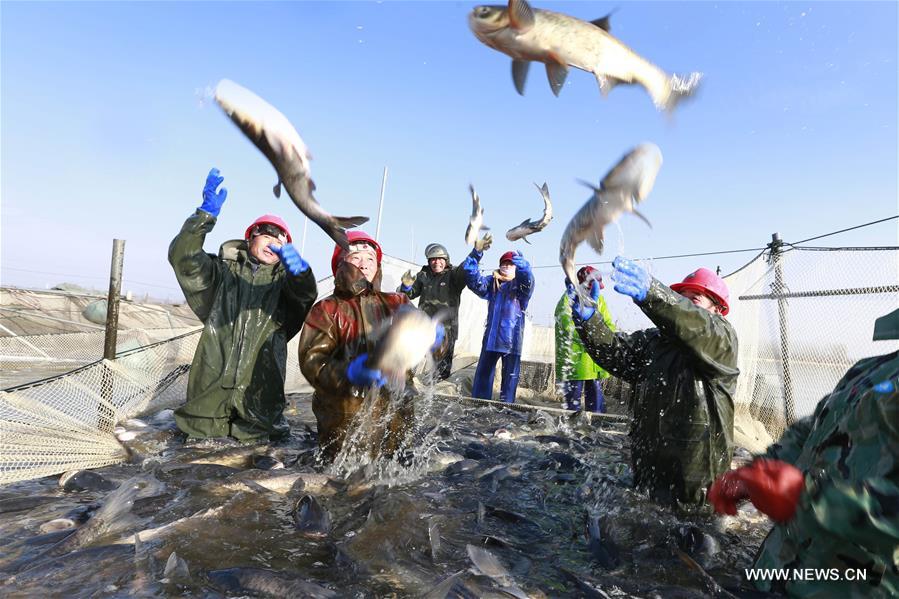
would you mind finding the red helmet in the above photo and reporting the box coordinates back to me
[499,251,518,265]
[330,230,383,275]
[670,268,730,315]
[245,214,292,243]
[577,266,604,289]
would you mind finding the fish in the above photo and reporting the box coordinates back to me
[468,0,702,111]
[505,182,552,243]
[59,470,117,492]
[428,517,441,562]
[465,184,488,246]
[162,550,190,581]
[559,143,662,306]
[207,567,337,598]
[293,494,332,538]
[366,306,442,382]
[465,544,530,599]
[585,512,620,569]
[214,79,368,251]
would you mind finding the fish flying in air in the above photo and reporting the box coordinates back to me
[505,182,552,243]
[559,143,662,307]
[367,306,443,384]
[214,79,368,250]
[465,184,489,246]
[468,0,702,111]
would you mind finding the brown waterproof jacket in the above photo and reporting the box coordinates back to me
[297,261,414,460]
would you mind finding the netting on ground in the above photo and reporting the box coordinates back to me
[2,246,896,484]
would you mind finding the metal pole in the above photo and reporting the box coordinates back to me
[300,215,309,255]
[769,233,795,425]
[103,239,126,360]
[375,166,388,242]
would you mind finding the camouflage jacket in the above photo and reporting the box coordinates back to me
[753,350,899,597]
[574,279,739,505]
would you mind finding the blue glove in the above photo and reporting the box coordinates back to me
[511,253,531,274]
[346,354,387,388]
[566,281,599,321]
[199,168,228,217]
[431,323,445,352]
[612,256,651,303]
[268,243,309,276]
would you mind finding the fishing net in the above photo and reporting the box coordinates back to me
[1,245,896,484]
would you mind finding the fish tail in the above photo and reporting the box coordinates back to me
[332,215,370,229]
[662,72,703,112]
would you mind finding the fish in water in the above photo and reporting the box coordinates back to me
[465,184,489,246]
[367,306,442,382]
[59,470,117,493]
[468,0,702,111]
[207,567,337,598]
[214,79,368,251]
[559,143,662,306]
[505,182,553,243]
[293,494,332,538]
[465,544,529,598]
[585,512,620,569]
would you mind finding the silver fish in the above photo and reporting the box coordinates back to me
[559,143,662,306]
[469,0,702,111]
[505,182,552,243]
[367,306,441,381]
[214,79,368,250]
[293,494,332,538]
[465,184,488,246]
[208,567,337,598]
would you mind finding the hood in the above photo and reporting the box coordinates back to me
[333,260,382,298]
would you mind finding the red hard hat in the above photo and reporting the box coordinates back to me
[577,266,604,289]
[330,230,383,275]
[245,214,292,243]
[670,268,730,315]
[499,251,518,265]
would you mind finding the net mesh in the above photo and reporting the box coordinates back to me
[2,245,896,484]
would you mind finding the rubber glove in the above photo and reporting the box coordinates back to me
[566,280,599,321]
[268,243,309,276]
[474,232,493,252]
[431,323,446,352]
[510,253,531,275]
[709,459,804,523]
[346,354,387,388]
[401,270,416,290]
[612,256,651,303]
[199,168,228,217]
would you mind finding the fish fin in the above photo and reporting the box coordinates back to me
[507,0,536,32]
[590,14,612,32]
[273,181,282,198]
[591,8,618,32]
[332,216,370,229]
[586,229,605,255]
[523,237,532,245]
[479,225,491,232]
[511,60,530,95]
[576,178,601,194]
[517,218,531,228]
[595,74,620,97]
[545,52,568,96]
[632,209,652,229]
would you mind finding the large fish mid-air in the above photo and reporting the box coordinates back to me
[505,182,552,243]
[465,184,488,246]
[367,306,443,383]
[559,143,662,306]
[468,0,702,111]
[214,79,368,250]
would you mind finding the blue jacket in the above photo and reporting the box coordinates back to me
[462,249,535,355]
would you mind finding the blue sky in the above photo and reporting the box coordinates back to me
[2,1,896,326]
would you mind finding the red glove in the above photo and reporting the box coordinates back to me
[708,469,750,516]
[709,460,804,523]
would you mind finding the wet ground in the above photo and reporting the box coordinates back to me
[0,388,775,598]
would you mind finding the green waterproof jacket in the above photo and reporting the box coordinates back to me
[398,263,468,337]
[168,210,317,441]
[554,292,613,382]
[574,279,739,505]
[752,350,899,598]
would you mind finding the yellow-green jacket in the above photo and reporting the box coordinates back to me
[554,292,613,381]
